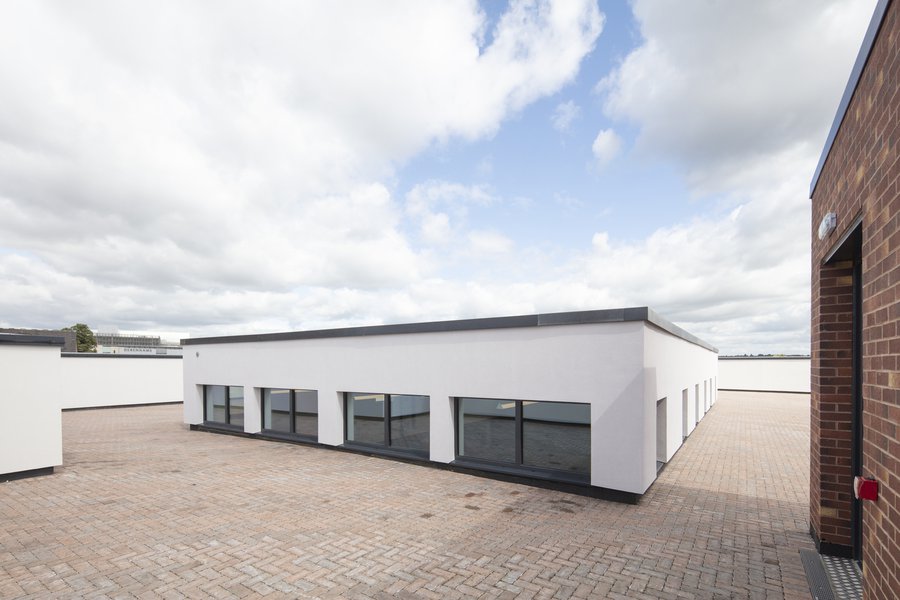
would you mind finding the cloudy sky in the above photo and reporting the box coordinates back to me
[0,0,877,353]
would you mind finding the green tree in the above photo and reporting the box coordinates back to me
[63,323,97,352]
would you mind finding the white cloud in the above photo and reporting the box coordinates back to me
[591,128,622,167]
[551,100,581,131]
[467,230,514,256]
[580,0,877,352]
[405,180,497,247]
[0,0,877,356]
[600,0,876,193]
[0,0,602,331]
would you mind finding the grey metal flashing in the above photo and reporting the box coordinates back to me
[60,352,182,359]
[810,0,892,198]
[181,307,718,352]
[0,333,65,347]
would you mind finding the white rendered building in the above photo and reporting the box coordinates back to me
[182,308,718,500]
[0,333,64,480]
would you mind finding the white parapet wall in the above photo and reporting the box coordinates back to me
[0,334,64,478]
[717,357,810,393]
[182,307,719,498]
[60,354,183,409]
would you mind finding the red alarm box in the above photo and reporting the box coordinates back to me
[854,476,879,501]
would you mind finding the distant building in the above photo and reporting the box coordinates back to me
[809,0,898,596]
[0,328,76,352]
[95,332,183,356]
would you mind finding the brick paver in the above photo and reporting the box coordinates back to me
[0,391,814,599]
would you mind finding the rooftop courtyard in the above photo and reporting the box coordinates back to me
[1,390,813,599]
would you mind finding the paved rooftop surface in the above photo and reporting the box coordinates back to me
[0,391,814,599]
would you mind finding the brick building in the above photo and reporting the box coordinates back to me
[809,0,898,597]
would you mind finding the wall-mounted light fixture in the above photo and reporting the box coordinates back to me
[818,212,837,240]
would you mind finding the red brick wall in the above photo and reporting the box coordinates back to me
[811,261,855,547]
[811,2,899,598]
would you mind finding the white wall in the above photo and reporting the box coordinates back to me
[184,319,717,496]
[718,358,810,393]
[60,355,183,409]
[643,325,719,485]
[0,343,62,476]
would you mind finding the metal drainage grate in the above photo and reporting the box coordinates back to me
[821,555,862,600]
[799,549,862,600]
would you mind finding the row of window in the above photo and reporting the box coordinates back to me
[202,385,591,479]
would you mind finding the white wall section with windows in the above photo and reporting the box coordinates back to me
[182,308,718,498]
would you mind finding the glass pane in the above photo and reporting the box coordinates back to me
[522,401,590,475]
[458,398,516,463]
[229,386,244,427]
[347,392,384,445]
[206,385,227,423]
[263,388,291,432]
[294,390,318,439]
[390,395,429,452]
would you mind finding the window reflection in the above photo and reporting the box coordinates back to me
[457,397,590,477]
[390,394,430,452]
[206,385,227,423]
[458,398,516,463]
[347,393,385,445]
[262,388,318,440]
[522,401,590,475]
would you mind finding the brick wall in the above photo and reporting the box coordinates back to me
[810,1,899,598]
[811,260,855,548]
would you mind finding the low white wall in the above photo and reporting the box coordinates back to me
[0,341,63,476]
[718,357,810,393]
[60,354,183,409]
[184,317,718,495]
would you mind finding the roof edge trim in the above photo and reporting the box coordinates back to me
[181,307,718,353]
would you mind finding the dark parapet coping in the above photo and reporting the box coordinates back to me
[181,306,718,353]
[60,352,182,359]
[0,333,65,347]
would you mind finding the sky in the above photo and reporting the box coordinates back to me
[0,0,878,354]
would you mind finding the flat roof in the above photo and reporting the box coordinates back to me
[810,0,892,197]
[0,333,66,347]
[181,306,718,353]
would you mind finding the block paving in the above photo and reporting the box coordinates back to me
[1,391,814,599]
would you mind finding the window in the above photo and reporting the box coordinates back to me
[204,385,244,427]
[344,392,429,455]
[262,388,318,441]
[457,398,590,479]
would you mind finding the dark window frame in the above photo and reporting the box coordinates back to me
[343,392,430,458]
[454,397,590,483]
[203,384,244,428]
[260,388,319,442]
